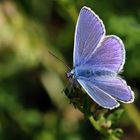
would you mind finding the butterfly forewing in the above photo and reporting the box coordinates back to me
[77,79,120,109]
[73,7,105,67]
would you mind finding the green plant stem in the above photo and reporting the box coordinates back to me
[88,115,101,131]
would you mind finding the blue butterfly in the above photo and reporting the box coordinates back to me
[66,6,134,109]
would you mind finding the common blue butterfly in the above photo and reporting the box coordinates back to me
[66,6,134,109]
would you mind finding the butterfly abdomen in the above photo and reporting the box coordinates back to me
[93,70,115,77]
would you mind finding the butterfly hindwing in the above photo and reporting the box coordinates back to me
[84,35,125,73]
[93,76,134,103]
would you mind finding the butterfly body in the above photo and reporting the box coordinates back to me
[67,6,134,109]
[68,67,116,80]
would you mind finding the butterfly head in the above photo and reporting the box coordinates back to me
[66,69,75,79]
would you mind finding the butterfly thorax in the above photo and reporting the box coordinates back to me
[74,67,93,78]
[67,67,94,79]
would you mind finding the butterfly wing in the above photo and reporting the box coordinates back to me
[73,6,105,67]
[77,79,120,109]
[93,76,134,103]
[84,35,125,73]
[73,7,134,109]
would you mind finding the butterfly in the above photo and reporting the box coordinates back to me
[66,6,134,109]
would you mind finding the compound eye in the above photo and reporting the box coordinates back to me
[66,72,71,78]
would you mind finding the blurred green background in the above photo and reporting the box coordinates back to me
[0,0,140,140]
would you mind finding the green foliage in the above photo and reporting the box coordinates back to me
[65,86,124,140]
[0,0,140,140]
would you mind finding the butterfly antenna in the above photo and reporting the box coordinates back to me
[48,51,71,71]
